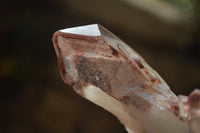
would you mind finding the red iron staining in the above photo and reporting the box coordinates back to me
[68,41,96,53]
[58,55,67,79]
[133,57,144,69]
[58,31,103,42]
[109,45,119,56]
[100,54,112,58]
[151,78,161,84]
[116,43,128,60]
[170,104,180,116]
[53,36,73,85]
[120,95,131,105]
[130,94,151,112]
[170,95,174,100]
[143,68,162,85]
[121,94,151,112]
[142,68,150,75]
[188,92,200,109]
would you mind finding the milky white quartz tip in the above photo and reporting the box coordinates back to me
[59,24,101,36]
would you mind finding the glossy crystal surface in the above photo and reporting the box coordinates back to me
[53,24,200,133]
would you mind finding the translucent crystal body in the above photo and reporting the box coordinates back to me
[53,24,200,133]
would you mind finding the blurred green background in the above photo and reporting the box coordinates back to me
[1,0,200,133]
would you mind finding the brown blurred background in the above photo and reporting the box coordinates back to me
[1,0,200,133]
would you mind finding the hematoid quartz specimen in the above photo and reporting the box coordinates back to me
[52,24,200,133]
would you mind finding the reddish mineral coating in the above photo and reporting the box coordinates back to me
[185,90,200,119]
[188,90,200,109]
[53,24,200,133]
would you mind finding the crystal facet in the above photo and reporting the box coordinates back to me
[59,24,101,36]
[53,24,200,133]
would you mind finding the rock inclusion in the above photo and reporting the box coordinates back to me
[53,24,200,133]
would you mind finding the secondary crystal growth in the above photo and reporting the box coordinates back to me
[53,24,200,133]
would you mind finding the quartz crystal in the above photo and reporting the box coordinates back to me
[53,24,200,133]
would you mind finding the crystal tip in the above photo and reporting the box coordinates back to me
[59,24,101,36]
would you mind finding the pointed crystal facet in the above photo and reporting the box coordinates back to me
[53,24,199,133]
[59,24,101,36]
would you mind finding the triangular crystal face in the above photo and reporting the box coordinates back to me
[59,24,101,36]
[52,24,197,133]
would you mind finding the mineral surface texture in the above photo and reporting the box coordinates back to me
[53,24,200,133]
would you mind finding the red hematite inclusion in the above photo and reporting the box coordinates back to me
[53,24,200,133]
